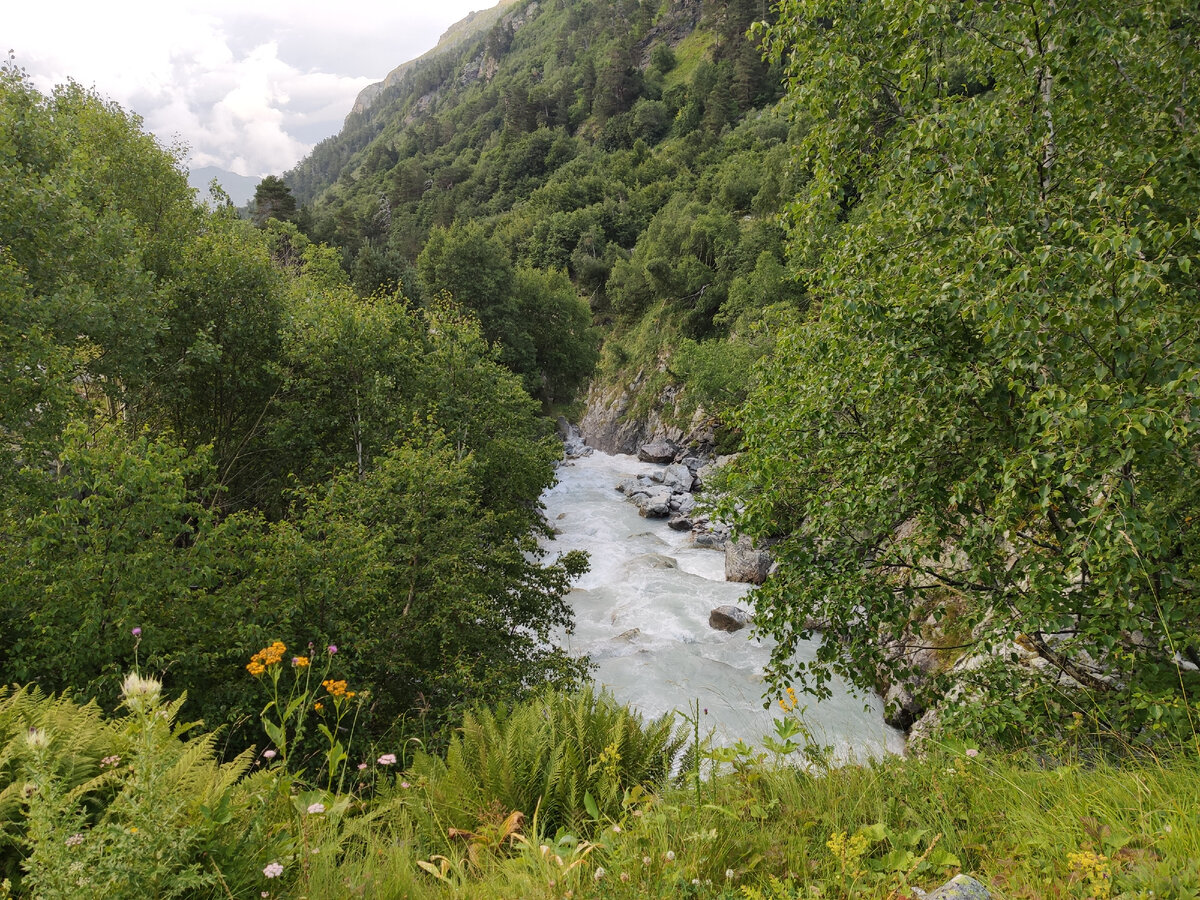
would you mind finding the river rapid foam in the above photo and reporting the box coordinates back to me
[542,450,905,760]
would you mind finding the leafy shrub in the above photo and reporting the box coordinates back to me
[408,689,688,838]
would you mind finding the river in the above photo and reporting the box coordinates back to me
[542,450,905,761]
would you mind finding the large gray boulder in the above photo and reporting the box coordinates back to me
[709,605,752,632]
[638,439,678,463]
[725,535,773,584]
[637,487,674,518]
[927,875,991,899]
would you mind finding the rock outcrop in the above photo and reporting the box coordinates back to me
[579,373,715,456]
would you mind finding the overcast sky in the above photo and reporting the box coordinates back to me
[7,0,489,178]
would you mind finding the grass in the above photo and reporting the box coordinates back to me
[5,679,1200,899]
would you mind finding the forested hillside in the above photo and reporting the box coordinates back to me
[277,0,1200,748]
[280,0,796,413]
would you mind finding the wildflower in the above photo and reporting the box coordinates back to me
[594,867,606,881]
[358,763,368,771]
[692,878,701,886]
[612,824,621,833]
[263,862,284,879]
[263,749,277,760]
[665,851,675,862]
[101,755,120,768]
[131,627,141,637]
[129,827,138,834]
[322,679,349,698]
[643,856,651,866]
[24,728,48,750]
[247,642,287,675]
[621,872,631,883]
[400,781,410,788]
[121,673,161,708]
[65,834,84,847]
[726,869,735,879]
[307,802,325,814]
[378,753,396,765]
[965,748,979,758]
[314,702,323,712]
[292,656,310,668]
[327,644,338,655]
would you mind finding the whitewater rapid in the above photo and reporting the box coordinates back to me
[542,451,905,760]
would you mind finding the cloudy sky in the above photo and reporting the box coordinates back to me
[7,0,488,178]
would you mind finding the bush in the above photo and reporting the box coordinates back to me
[408,689,688,839]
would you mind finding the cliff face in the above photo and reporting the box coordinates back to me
[579,374,714,456]
[350,0,527,116]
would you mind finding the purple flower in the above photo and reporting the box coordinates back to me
[131,627,141,637]
[327,644,338,655]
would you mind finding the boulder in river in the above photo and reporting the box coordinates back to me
[637,487,674,517]
[693,531,726,550]
[725,535,773,584]
[638,439,678,463]
[709,605,752,632]
[667,514,692,531]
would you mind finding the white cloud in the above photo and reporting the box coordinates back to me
[7,0,489,177]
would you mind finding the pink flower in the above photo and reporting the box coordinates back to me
[65,833,84,847]
[306,802,325,814]
[131,627,141,637]
[401,781,411,789]
[377,753,396,765]
[327,644,338,655]
[965,748,979,758]
[357,762,368,771]
[262,749,277,760]
[263,862,284,878]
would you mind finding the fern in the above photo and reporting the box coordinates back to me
[412,688,687,843]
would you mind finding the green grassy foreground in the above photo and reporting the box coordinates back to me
[2,674,1198,899]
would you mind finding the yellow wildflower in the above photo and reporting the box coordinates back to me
[247,641,287,675]
[322,679,349,698]
[293,656,310,668]
[314,702,324,712]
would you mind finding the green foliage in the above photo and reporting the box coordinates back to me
[0,69,592,760]
[5,677,1200,898]
[410,689,687,837]
[252,175,299,226]
[726,0,1200,743]
[4,679,256,897]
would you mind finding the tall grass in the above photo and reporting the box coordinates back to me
[4,676,1199,899]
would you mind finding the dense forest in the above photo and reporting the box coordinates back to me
[2,0,1200,893]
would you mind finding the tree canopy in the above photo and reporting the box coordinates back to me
[722,0,1200,742]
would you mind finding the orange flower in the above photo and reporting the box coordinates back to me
[314,702,324,712]
[322,679,349,698]
[248,641,287,675]
[292,656,310,668]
